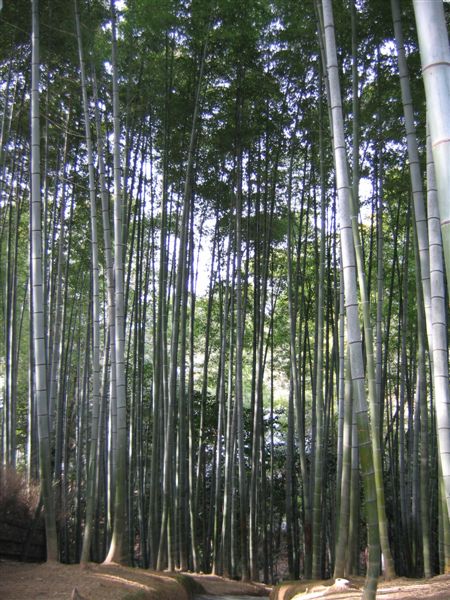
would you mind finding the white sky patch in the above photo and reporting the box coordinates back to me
[359,177,373,224]
[359,177,372,202]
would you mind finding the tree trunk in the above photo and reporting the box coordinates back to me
[75,0,102,564]
[105,0,129,565]
[30,0,58,562]
[412,0,450,522]
[318,0,380,596]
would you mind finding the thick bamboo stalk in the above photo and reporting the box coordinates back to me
[318,0,380,596]
[413,0,450,517]
[105,0,129,565]
[31,0,58,562]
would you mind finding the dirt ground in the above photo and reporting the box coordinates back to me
[0,561,449,600]
[0,561,270,600]
[270,575,450,600]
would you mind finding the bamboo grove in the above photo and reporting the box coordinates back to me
[0,1,450,598]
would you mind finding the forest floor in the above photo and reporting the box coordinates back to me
[0,560,449,600]
[0,561,270,599]
[271,575,450,600]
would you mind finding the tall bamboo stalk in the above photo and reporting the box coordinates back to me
[105,0,128,564]
[318,0,380,595]
[31,0,58,562]
[412,0,450,521]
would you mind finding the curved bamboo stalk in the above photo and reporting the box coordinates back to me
[413,0,450,523]
[318,0,380,596]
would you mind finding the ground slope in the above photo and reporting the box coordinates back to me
[0,561,449,599]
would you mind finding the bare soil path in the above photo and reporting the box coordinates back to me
[270,575,450,600]
[0,561,270,600]
[0,561,449,600]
